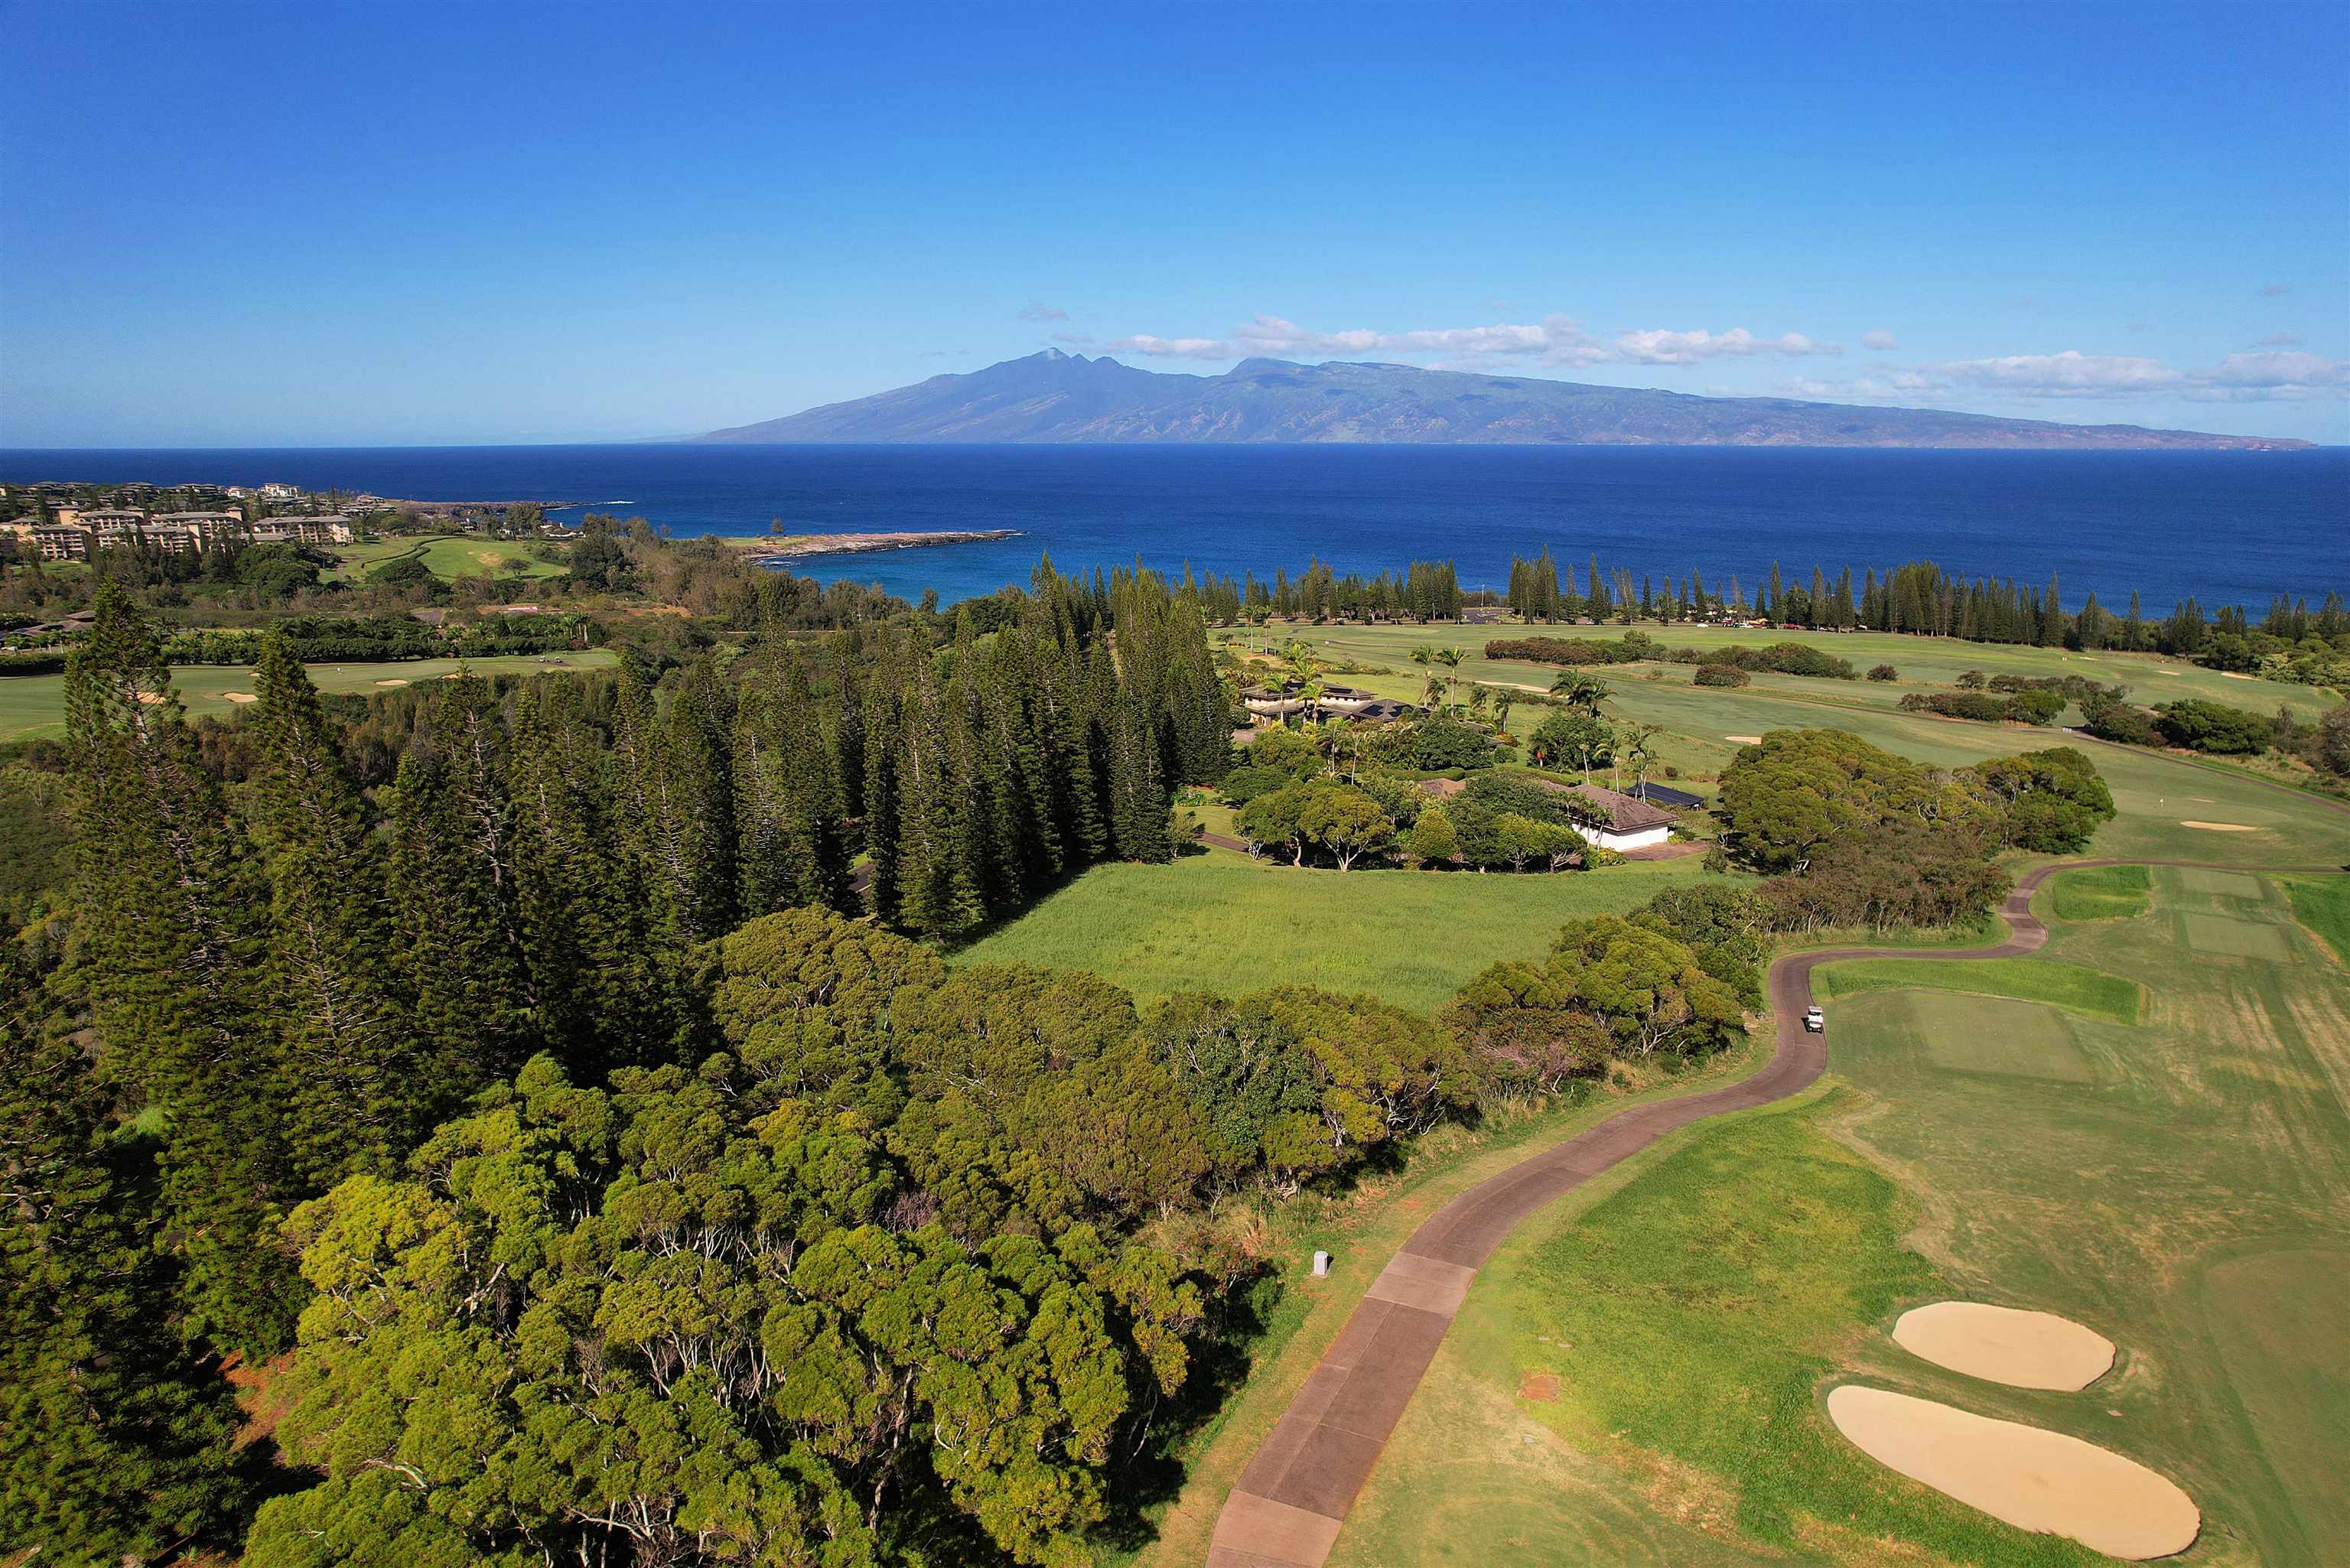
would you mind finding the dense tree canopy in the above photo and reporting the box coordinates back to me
[1715,729,1993,875]
[246,1055,1201,1568]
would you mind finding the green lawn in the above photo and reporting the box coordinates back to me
[1814,955,2143,1026]
[1330,864,2350,1567]
[2045,863,2153,922]
[2285,875,2350,966]
[0,649,618,743]
[329,534,567,583]
[952,854,1730,1014]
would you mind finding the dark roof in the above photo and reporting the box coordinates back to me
[1630,782,1706,810]
[1566,784,1675,832]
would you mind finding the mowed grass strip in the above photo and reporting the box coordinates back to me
[952,856,1727,1014]
[2046,863,2151,922]
[2284,875,2350,966]
[1815,956,2142,1026]
[1426,1101,2106,1567]
[0,651,620,743]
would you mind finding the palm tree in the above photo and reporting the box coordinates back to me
[1434,648,1463,708]
[1467,685,1490,721]
[1319,715,1360,781]
[1549,670,1610,711]
[1623,723,1659,794]
[1493,689,1516,737]
[1421,673,1444,711]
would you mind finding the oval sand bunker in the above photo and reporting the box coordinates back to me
[1828,1386,2198,1560]
[1893,1302,2114,1390]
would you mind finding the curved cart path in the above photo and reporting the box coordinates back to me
[1203,855,2345,1568]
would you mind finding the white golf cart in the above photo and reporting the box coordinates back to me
[1803,1005,1825,1034]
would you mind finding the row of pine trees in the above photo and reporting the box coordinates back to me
[1498,547,2345,653]
[1170,557,1466,623]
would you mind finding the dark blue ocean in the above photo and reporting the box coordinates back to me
[6,444,2344,611]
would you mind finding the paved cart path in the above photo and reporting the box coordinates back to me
[1203,855,2345,1568]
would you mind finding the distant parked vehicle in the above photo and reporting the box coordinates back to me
[1804,1005,1825,1033]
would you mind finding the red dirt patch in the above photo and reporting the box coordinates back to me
[223,1349,298,1449]
[1517,1370,1561,1402]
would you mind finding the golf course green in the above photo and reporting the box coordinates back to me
[1322,863,2350,1566]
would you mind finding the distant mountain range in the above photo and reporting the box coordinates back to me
[692,350,2306,450]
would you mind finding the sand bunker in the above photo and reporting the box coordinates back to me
[1724,734,1763,744]
[1828,1386,2198,1560]
[135,690,170,704]
[1893,1302,2114,1391]
[2181,821,2258,832]
[374,678,409,688]
[2221,671,2254,679]
[223,692,258,704]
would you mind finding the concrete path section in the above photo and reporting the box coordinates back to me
[1204,865,2091,1568]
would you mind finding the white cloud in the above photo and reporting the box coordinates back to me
[2203,350,2347,389]
[1610,327,1838,364]
[1874,346,2346,404]
[1937,350,2185,393]
[1862,329,1899,351]
[1018,302,1069,321]
[2257,283,2291,297]
[2255,332,2303,348]
[1104,314,1834,369]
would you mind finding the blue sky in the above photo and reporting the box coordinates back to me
[3,0,2344,446]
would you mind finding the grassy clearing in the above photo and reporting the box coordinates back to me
[1339,864,2350,1567]
[2046,863,2153,922]
[2284,875,2350,966]
[952,854,1729,1013]
[0,651,619,743]
[1113,1033,1769,1568]
[1815,955,2143,1026]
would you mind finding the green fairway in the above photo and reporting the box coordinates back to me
[952,854,1730,1014]
[330,534,567,582]
[0,650,618,743]
[1815,955,2143,1025]
[1335,1100,2114,1568]
[1263,619,2339,725]
[1256,620,2350,868]
[1330,863,2350,1567]
[2284,875,2350,965]
[2044,863,2152,922]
